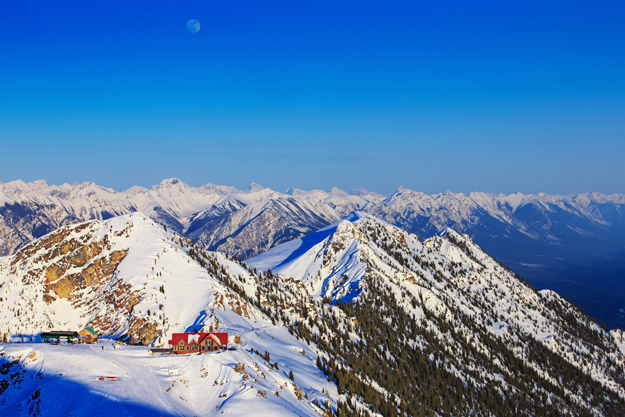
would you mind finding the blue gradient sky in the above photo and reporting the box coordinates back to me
[1,1,624,194]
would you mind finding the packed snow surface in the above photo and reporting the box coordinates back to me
[0,335,334,417]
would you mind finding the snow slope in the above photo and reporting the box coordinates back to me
[0,332,335,417]
[248,212,370,301]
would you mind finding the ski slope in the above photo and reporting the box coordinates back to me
[0,333,336,417]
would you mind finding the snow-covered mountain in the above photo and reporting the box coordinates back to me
[0,214,339,416]
[3,211,625,415]
[2,178,625,326]
[0,179,282,256]
[248,212,370,302]
[249,213,625,416]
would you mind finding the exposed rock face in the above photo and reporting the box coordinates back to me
[127,317,160,345]
[0,213,264,346]
[7,222,129,305]
[1,219,139,340]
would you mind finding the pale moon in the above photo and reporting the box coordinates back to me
[187,19,201,34]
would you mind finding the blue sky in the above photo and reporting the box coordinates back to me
[1,0,624,194]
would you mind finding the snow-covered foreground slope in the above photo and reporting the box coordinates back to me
[0,333,335,417]
[249,213,625,416]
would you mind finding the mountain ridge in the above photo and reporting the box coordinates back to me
[2,178,623,255]
[2,178,625,328]
[247,212,625,415]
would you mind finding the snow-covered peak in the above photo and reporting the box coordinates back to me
[248,212,415,302]
[123,184,149,195]
[152,177,189,191]
[282,186,361,201]
[2,179,625,273]
[0,179,31,194]
[394,185,409,194]
[328,186,348,196]
[247,182,266,192]
[68,181,116,199]
[198,182,239,194]
[382,186,431,206]
[247,211,375,270]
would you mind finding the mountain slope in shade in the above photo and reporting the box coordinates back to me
[248,213,625,415]
[187,197,342,259]
[248,212,369,302]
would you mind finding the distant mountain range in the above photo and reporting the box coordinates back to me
[1,178,624,327]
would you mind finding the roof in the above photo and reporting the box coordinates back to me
[41,331,78,338]
[83,327,97,335]
[212,332,229,346]
[168,332,228,347]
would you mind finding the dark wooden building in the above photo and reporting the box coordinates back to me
[40,331,78,343]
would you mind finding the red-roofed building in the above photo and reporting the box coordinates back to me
[167,332,228,354]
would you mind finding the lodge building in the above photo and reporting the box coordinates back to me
[78,327,98,343]
[168,332,228,354]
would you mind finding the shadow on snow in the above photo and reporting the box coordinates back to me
[0,354,181,417]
